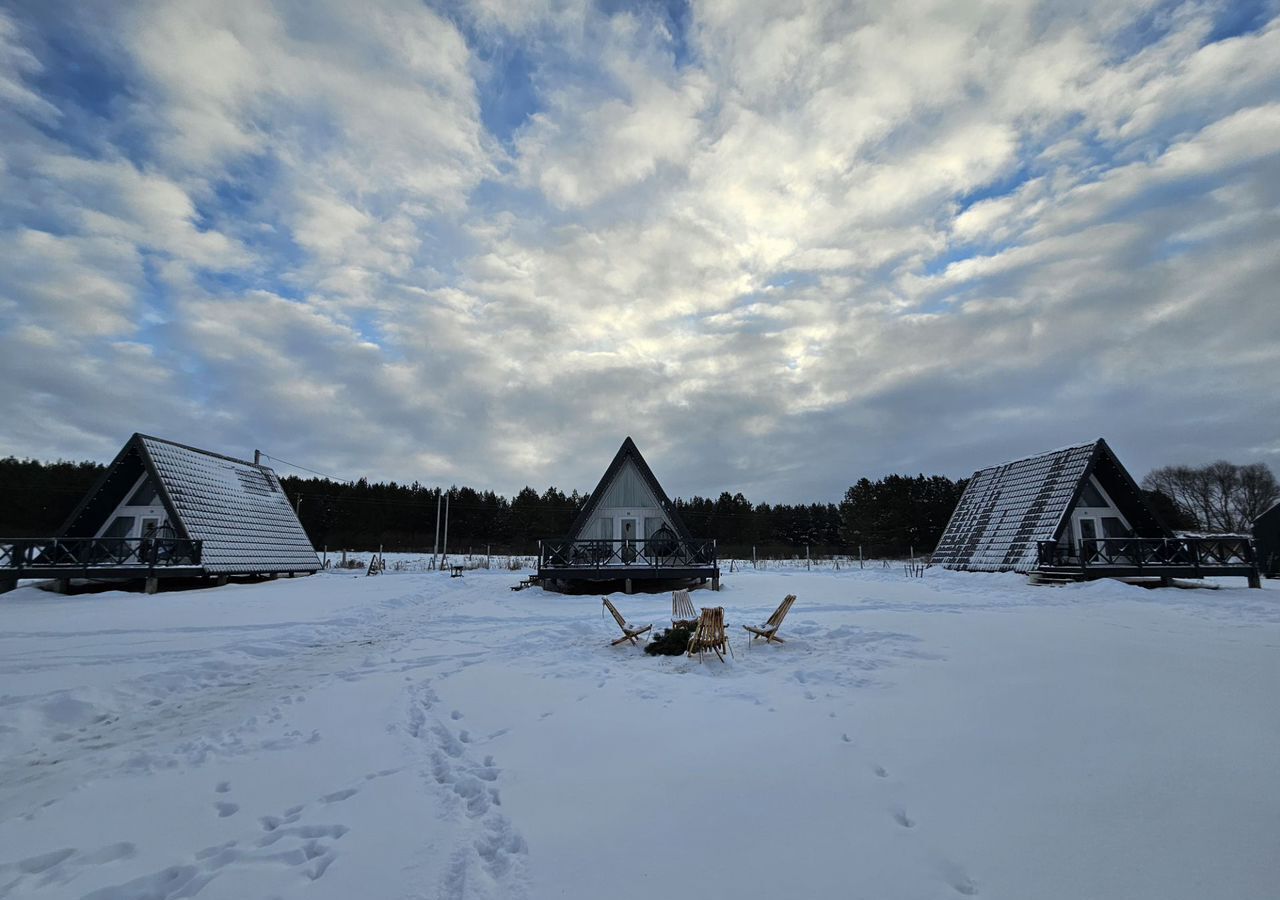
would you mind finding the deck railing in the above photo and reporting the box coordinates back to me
[0,537,203,572]
[539,537,717,570]
[1036,537,1255,573]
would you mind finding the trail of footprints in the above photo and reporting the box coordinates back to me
[407,685,529,899]
[0,773,401,898]
[838,729,979,896]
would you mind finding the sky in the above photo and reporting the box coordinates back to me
[1,0,1278,502]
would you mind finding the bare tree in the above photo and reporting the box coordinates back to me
[1237,463,1280,526]
[1142,461,1280,533]
[1204,461,1241,532]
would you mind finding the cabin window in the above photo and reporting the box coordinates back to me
[104,516,135,538]
[127,477,161,507]
[1102,517,1130,538]
[1078,479,1109,508]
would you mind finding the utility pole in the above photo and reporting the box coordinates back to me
[432,490,442,570]
[442,492,450,566]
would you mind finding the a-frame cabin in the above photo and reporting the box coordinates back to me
[536,437,718,593]
[932,439,1260,586]
[1255,501,1280,579]
[1,433,320,594]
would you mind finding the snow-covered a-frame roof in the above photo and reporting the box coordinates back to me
[60,434,320,575]
[931,438,1167,574]
[1256,500,1280,524]
[566,437,695,542]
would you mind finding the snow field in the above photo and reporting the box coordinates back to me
[0,568,1277,899]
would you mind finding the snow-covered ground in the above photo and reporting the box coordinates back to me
[1,568,1277,899]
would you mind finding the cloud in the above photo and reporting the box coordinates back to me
[1,0,1278,503]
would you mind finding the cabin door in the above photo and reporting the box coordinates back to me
[621,518,638,563]
[1078,517,1099,561]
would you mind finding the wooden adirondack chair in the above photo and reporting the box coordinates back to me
[671,589,699,626]
[602,597,652,647]
[687,606,732,662]
[743,594,796,646]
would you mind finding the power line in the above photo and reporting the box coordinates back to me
[260,454,352,484]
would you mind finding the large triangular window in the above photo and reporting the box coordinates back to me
[127,477,161,507]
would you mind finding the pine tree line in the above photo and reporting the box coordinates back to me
[0,455,967,557]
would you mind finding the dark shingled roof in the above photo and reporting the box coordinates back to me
[60,433,320,575]
[566,437,695,543]
[931,438,1167,573]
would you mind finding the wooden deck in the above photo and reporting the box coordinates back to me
[537,537,720,591]
[1,537,206,593]
[1035,537,1261,588]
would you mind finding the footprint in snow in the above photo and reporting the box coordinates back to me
[215,802,239,818]
[873,765,888,778]
[840,733,852,743]
[321,788,358,804]
[451,710,463,720]
[215,781,231,793]
[893,809,914,828]
[16,848,76,874]
[940,861,979,895]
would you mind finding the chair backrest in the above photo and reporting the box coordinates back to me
[602,597,628,629]
[695,606,726,643]
[766,595,797,629]
[672,589,697,620]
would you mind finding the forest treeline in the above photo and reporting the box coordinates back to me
[2,455,1273,557]
[0,456,966,557]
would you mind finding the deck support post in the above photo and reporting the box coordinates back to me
[52,578,71,594]
[712,573,720,591]
[1248,568,1262,590]
[215,575,229,587]
[1159,576,1173,588]
[625,578,632,595]
[145,577,159,595]
[0,574,17,594]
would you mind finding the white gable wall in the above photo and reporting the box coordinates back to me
[577,459,676,542]
[95,473,171,539]
[1064,475,1133,546]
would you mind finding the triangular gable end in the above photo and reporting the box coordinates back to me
[59,434,189,541]
[566,437,695,543]
[1077,439,1170,538]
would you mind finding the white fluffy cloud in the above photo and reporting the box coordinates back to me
[1,1,1277,500]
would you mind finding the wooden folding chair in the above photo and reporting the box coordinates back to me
[687,606,732,662]
[671,589,699,627]
[602,597,652,647]
[743,594,796,646]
